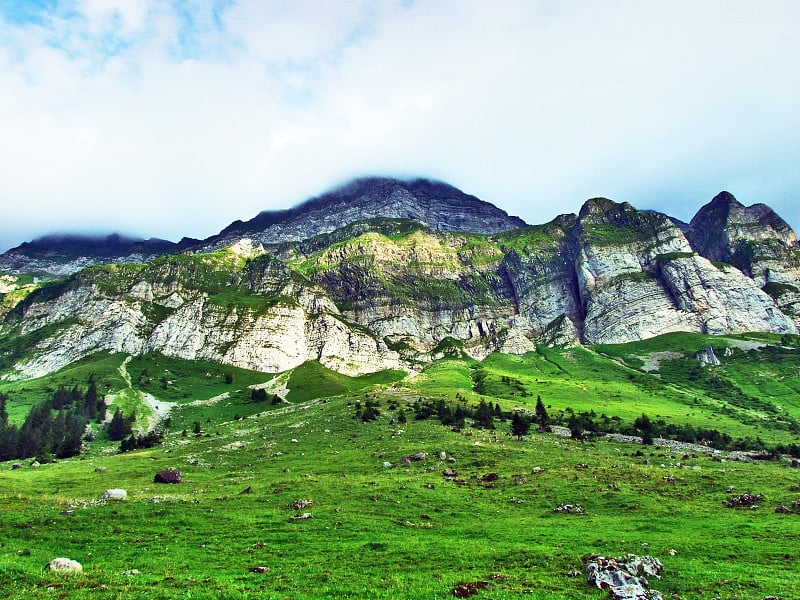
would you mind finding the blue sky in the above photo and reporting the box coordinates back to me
[0,0,799,252]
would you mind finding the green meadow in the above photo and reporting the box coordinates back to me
[1,333,799,598]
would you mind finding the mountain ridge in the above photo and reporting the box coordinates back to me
[1,178,799,382]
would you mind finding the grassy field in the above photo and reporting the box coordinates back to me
[1,334,800,598]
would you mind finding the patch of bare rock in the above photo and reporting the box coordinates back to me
[584,554,664,600]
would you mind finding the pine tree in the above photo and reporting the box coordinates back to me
[0,392,8,428]
[107,408,132,441]
[535,395,550,432]
[510,412,531,441]
[634,413,654,445]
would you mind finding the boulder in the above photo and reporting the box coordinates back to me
[46,557,83,573]
[154,468,182,484]
[725,493,763,508]
[584,554,664,600]
[101,489,127,501]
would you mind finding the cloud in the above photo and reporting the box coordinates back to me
[0,0,798,253]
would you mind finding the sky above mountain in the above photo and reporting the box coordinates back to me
[0,1,798,253]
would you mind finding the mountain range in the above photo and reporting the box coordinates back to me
[1,176,798,381]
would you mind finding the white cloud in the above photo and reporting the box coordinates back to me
[0,0,798,252]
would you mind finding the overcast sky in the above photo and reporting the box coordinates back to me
[1,0,798,253]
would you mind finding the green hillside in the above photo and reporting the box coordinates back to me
[1,333,799,598]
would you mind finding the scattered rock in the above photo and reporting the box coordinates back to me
[240,486,253,495]
[448,457,457,463]
[531,467,544,474]
[290,513,312,520]
[479,473,499,482]
[725,493,763,508]
[554,504,585,514]
[290,439,299,443]
[94,467,107,473]
[101,489,127,501]
[291,499,314,510]
[452,580,488,598]
[513,475,526,486]
[404,452,428,463]
[30,461,41,468]
[219,441,247,451]
[791,459,799,468]
[584,554,664,600]
[154,468,182,484]
[250,566,270,574]
[775,505,792,514]
[273,488,282,494]
[122,569,141,576]
[46,558,83,573]
[11,463,22,470]
[438,452,448,461]
[443,469,458,478]
[383,461,392,468]
[696,346,720,366]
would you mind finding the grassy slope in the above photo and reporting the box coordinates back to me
[1,334,799,597]
[1,384,799,599]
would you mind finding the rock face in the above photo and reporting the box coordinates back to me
[1,181,798,381]
[203,177,526,252]
[687,191,800,328]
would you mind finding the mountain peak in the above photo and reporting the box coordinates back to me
[204,176,527,251]
[687,191,798,263]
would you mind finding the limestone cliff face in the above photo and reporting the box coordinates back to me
[687,191,800,328]
[570,198,796,343]
[2,183,799,381]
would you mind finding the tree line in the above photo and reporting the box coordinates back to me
[0,378,106,462]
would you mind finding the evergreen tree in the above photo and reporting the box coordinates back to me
[0,392,8,428]
[107,408,133,441]
[534,395,550,431]
[473,399,495,429]
[510,412,531,441]
[634,413,654,445]
[567,414,584,440]
[0,424,18,461]
[251,388,268,402]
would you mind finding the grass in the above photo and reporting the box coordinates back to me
[1,385,799,599]
[1,334,800,597]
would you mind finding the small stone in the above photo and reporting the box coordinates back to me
[101,489,127,501]
[46,558,83,573]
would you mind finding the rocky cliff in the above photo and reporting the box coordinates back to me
[1,180,798,380]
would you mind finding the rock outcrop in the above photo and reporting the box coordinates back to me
[1,181,798,381]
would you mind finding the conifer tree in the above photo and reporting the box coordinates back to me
[535,395,550,432]
[510,411,531,441]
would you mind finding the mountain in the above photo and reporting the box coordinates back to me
[201,177,527,251]
[0,233,193,277]
[0,179,798,381]
[0,177,525,276]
